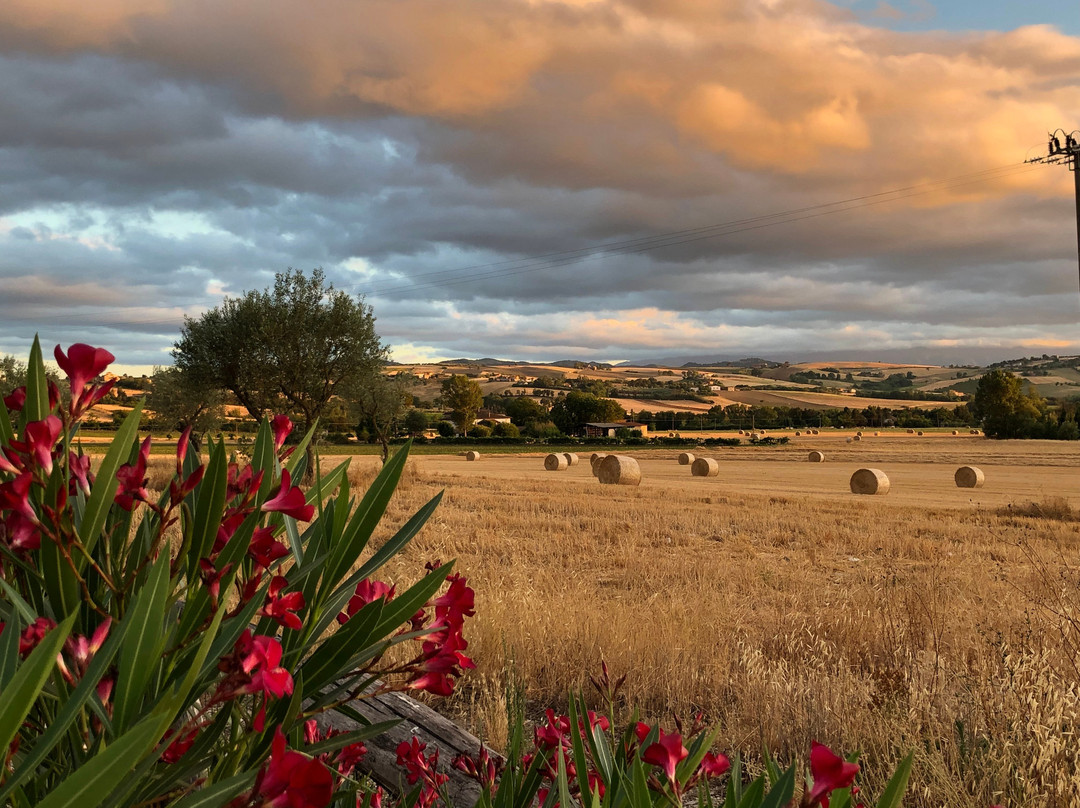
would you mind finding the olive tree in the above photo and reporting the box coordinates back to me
[173,268,387,440]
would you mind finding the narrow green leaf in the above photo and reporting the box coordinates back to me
[758,765,796,808]
[735,775,766,808]
[250,417,276,500]
[0,611,19,690]
[283,419,319,478]
[113,554,169,731]
[298,599,384,694]
[166,773,255,808]
[78,401,144,554]
[0,382,13,445]
[285,515,304,565]
[23,336,49,424]
[0,616,127,805]
[874,752,913,808]
[0,578,37,624]
[308,492,443,644]
[34,709,174,808]
[0,614,75,756]
[187,437,228,575]
[323,441,412,587]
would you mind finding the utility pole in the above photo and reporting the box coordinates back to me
[1026,129,1080,299]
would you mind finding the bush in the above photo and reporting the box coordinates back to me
[491,421,520,438]
[469,424,492,438]
[0,339,476,807]
[436,420,457,437]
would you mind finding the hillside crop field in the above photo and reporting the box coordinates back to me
[320,435,1080,808]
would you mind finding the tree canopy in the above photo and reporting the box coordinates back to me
[971,369,1045,438]
[550,391,626,435]
[173,268,386,436]
[147,365,224,442]
[440,375,483,436]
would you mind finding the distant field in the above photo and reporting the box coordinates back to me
[340,437,1080,807]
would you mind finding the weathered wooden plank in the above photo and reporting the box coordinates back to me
[317,685,496,804]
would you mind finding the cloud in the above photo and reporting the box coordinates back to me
[0,1,1077,365]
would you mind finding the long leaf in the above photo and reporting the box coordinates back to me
[78,401,144,554]
[874,752,913,808]
[34,709,175,808]
[735,775,766,808]
[186,437,228,576]
[166,773,255,808]
[0,611,19,690]
[323,441,412,588]
[0,616,128,805]
[0,379,13,445]
[308,492,443,645]
[0,614,75,756]
[758,765,796,808]
[23,336,49,425]
[113,554,170,731]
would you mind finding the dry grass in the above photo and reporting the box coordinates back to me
[317,443,1080,808]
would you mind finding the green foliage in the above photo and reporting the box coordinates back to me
[550,392,626,435]
[403,409,431,436]
[972,369,1045,438]
[147,365,224,443]
[440,375,483,436]
[173,268,386,433]
[0,338,475,808]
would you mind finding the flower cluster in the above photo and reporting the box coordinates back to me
[0,339,477,808]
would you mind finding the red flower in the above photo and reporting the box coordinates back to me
[115,436,152,511]
[18,616,57,657]
[261,576,306,631]
[249,527,291,570]
[642,730,688,786]
[69,451,93,494]
[3,387,26,412]
[241,635,294,699]
[806,741,860,808]
[21,417,62,475]
[160,724,201,764]
[257,727,334,808]
[337,579,396,625]
[271,415,293,451]
[699,752,731,779]
[54,343,114,400]
[262,469,314,521]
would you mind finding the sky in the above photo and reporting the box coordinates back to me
[1,0,1078,371]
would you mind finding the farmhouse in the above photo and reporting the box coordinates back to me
[584,421,648,437]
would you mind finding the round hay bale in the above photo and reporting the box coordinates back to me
[954,465,985,488]
[597,455,641,486]
[812,429,820,435]
[465,451,480,461]
[590,453,609,476]
[856,431,863,437]
[690,457,719,477]
[562,452,579,466]
[738,430,745,435]
[850,468,890,495]
[750,432,761,440]
[677,452,695,466]
[853,435,862,442]
[845,437,853,444]
[952,430,959,436]
[544,453,567,471]
[808,450,825,463]
[794,431,802,437]
[873,431,880,436]
[906,428,915,434]
[916,431,924,436]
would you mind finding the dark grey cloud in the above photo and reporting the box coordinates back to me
[0,2,1078,367]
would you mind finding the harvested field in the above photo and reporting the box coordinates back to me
[329,437,1080,806]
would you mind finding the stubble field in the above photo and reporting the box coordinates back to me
[326,434,1080,807]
